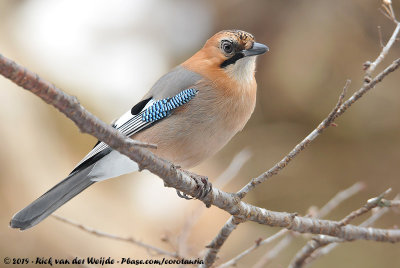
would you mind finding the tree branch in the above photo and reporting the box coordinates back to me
[305,202,394,266]
[52,214,179,258]
[218,229,288,268]
[253,233,295,268]
[200,216,245,268]
[238,57,400,198]
[365,1,400,80]
[289,189,395,268]
[201,58,399,267]
[2,5,400,266]
[2,53,400,268]
[217,182,365,268]
[178,149,252,257]
[316,182,366,219]
[2,52,398,242]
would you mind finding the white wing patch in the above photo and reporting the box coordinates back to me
[74,87,198,174]
[113,110,136,128]
[74,99,156,168]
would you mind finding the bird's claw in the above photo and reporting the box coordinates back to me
[175,170,213,205]
[193,176,212,200]
[176,190,193,200]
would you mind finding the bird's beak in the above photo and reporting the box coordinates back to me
[242,42,269,57]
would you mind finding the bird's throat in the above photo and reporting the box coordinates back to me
[224,56,256,86]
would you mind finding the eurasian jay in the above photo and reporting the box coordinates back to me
[10,30,268,230]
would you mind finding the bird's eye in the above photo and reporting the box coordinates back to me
[221,41,234,54]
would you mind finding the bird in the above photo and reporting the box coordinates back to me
[10,29,268,230]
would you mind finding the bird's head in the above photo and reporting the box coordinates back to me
[207,30,268,68]
[183,30,268,87]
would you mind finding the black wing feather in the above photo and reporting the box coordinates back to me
[72,87,198,174]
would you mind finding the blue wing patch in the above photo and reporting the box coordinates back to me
[142,88,198,123]
[73,88,198,172]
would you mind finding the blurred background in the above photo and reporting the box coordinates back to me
[1,0,400,267]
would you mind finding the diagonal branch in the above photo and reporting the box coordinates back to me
[3,53,400,268]
[203,57,399,266]
[2,30,400,268]
[337,188,391,226]
[217,182,365,268]
[236,80,350,199]
[317,182,366,219]
[305,199,396,266]
[52,214,180,258]
[237,1,400,199]
[218,229,287,268]
[288,189,394,268]
[252,233,295,268]
[336,59,400,117]
[201,217,245,268]
[178,149,252,257]
[238,56,400,198]
[366,2,400,79]
[236,182,365,268]
[0,53,209,206]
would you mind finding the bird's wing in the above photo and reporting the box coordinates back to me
[70,66,202,175]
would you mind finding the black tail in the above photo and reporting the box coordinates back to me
[10,167,95,230]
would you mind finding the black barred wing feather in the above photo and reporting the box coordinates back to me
[71,88,198,174]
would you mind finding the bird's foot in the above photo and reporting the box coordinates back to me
[176,189,193,200]
[193,176,213,200]
[176,170,213,207]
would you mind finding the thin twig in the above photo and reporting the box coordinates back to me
[238,57,400,198]
[378,26,385,48]
[1,51,400,268]
[178,149,252,257]
[200,217,245,268]
[306,195,398,267]
[2,50,399,264]
[289,189,393,268]
[237,0,400,199]
[214,148,253,189]
[337,188,391,226]
[237,80,350,199]
[317,182,366,219]
[52,214,179,258]
[1,6,399,266]
[251,182,365,267]
[365,3,400,79]
[381,199,400,208]
[252,233,295,268]
[218,229,287,268]
[199,60,400,267]
[217,182,365,268]
[382,1,397,22]
[336,59,400,116]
